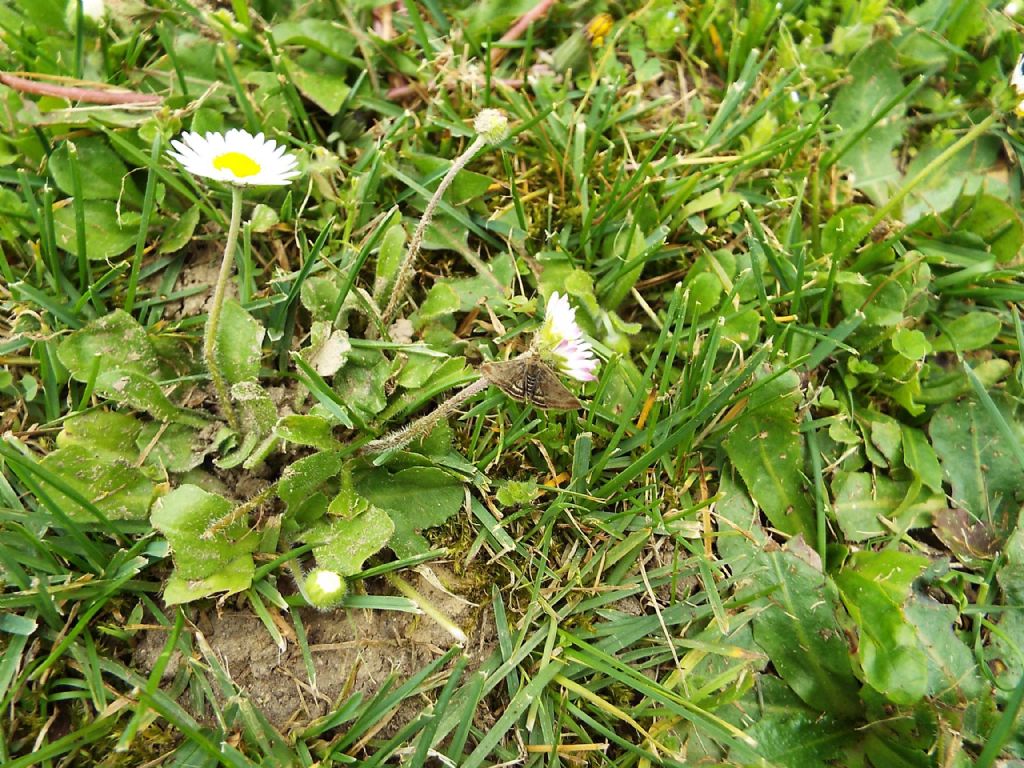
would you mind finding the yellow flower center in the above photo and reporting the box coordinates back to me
[213,151,261,178]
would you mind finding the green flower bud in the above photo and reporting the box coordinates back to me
[304,568,347,609]
[473,109,509,145]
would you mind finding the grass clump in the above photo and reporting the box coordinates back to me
[1,0,1024,765]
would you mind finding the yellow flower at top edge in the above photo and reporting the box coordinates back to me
[586,13,614,47]
[168,129,300,186]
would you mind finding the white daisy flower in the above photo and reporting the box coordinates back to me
[535,292,599,381]
[167,129,300,186]
[1012,54,1024,96]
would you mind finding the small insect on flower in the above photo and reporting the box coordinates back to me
[536,291,599,382]
[168,129,300,186]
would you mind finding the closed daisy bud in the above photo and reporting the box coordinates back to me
[304,568,347,609]
[473,108,509,145]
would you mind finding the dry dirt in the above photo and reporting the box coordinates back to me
[133,565,497,732]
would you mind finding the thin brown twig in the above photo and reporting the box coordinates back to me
[0,71,163,105]
[489,0,558,67]
[386,77,524,102]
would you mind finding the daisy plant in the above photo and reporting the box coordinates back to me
[378,109,509,332]
[363,291,599,455]
[168,129,299,429]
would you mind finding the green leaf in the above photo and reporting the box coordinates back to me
[931,312,1002,353]
[904,593,983,703]
[300,274,341,322]
[58,309,160,378]
[868,416,903,466]
[304,505,394,576]
[232,380,276,433]
[727,678,855,766]
[721,307,762,351]
[150,484,258,582]
[930,396,1024,538]
[891,328,931,360]
[39,444,160,522]
[37,412,161,522]
[286,61,350,115]
[828,41,906,204]
[992,511,1024,694]
[840,276,906,327]
[495,480,540,507]
[277,452,343,512]
[407,152,494,205]
[49,136,139,203]
[103,370,209,427]
[58,311,208,426]
[900,425,943,493]
[418,283,461,321]
[831,472,940,541]
[136,422,215,473]
[275,415,343,451]
[416,253,514,324]
[249,203,279,233]
[58,410,144,457]
[355,466,464,558]
[752,549,862,719]
[940,195,1024,264]
[163,555,255,605]
[373,221,406,296]
[159,206,201,254]
[215,299,265,386]
[714,470,771,580]
[722,370,815,541]
[271,19,356,59]
[835,550,930,705]
[53,200,138,260]
[332,350,390,420]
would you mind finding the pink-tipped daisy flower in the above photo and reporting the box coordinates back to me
[168,129,300,186]
[536,292,599,381]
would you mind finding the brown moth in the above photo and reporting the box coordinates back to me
[480,356,582,410]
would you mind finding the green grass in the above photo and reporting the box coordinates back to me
[2,0,1024,765]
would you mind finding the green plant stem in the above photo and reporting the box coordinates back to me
[203,185,243,430]
[361,376,490,454]
[386,571,467,645]
[378,135,487,333]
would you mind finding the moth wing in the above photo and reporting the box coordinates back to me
[528,362,582,410]
[481,360,528,401]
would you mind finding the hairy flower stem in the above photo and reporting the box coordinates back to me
[386,571,467,645]
[361,376,489,454]
[378,135,486,333]
[203,186,243,431]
